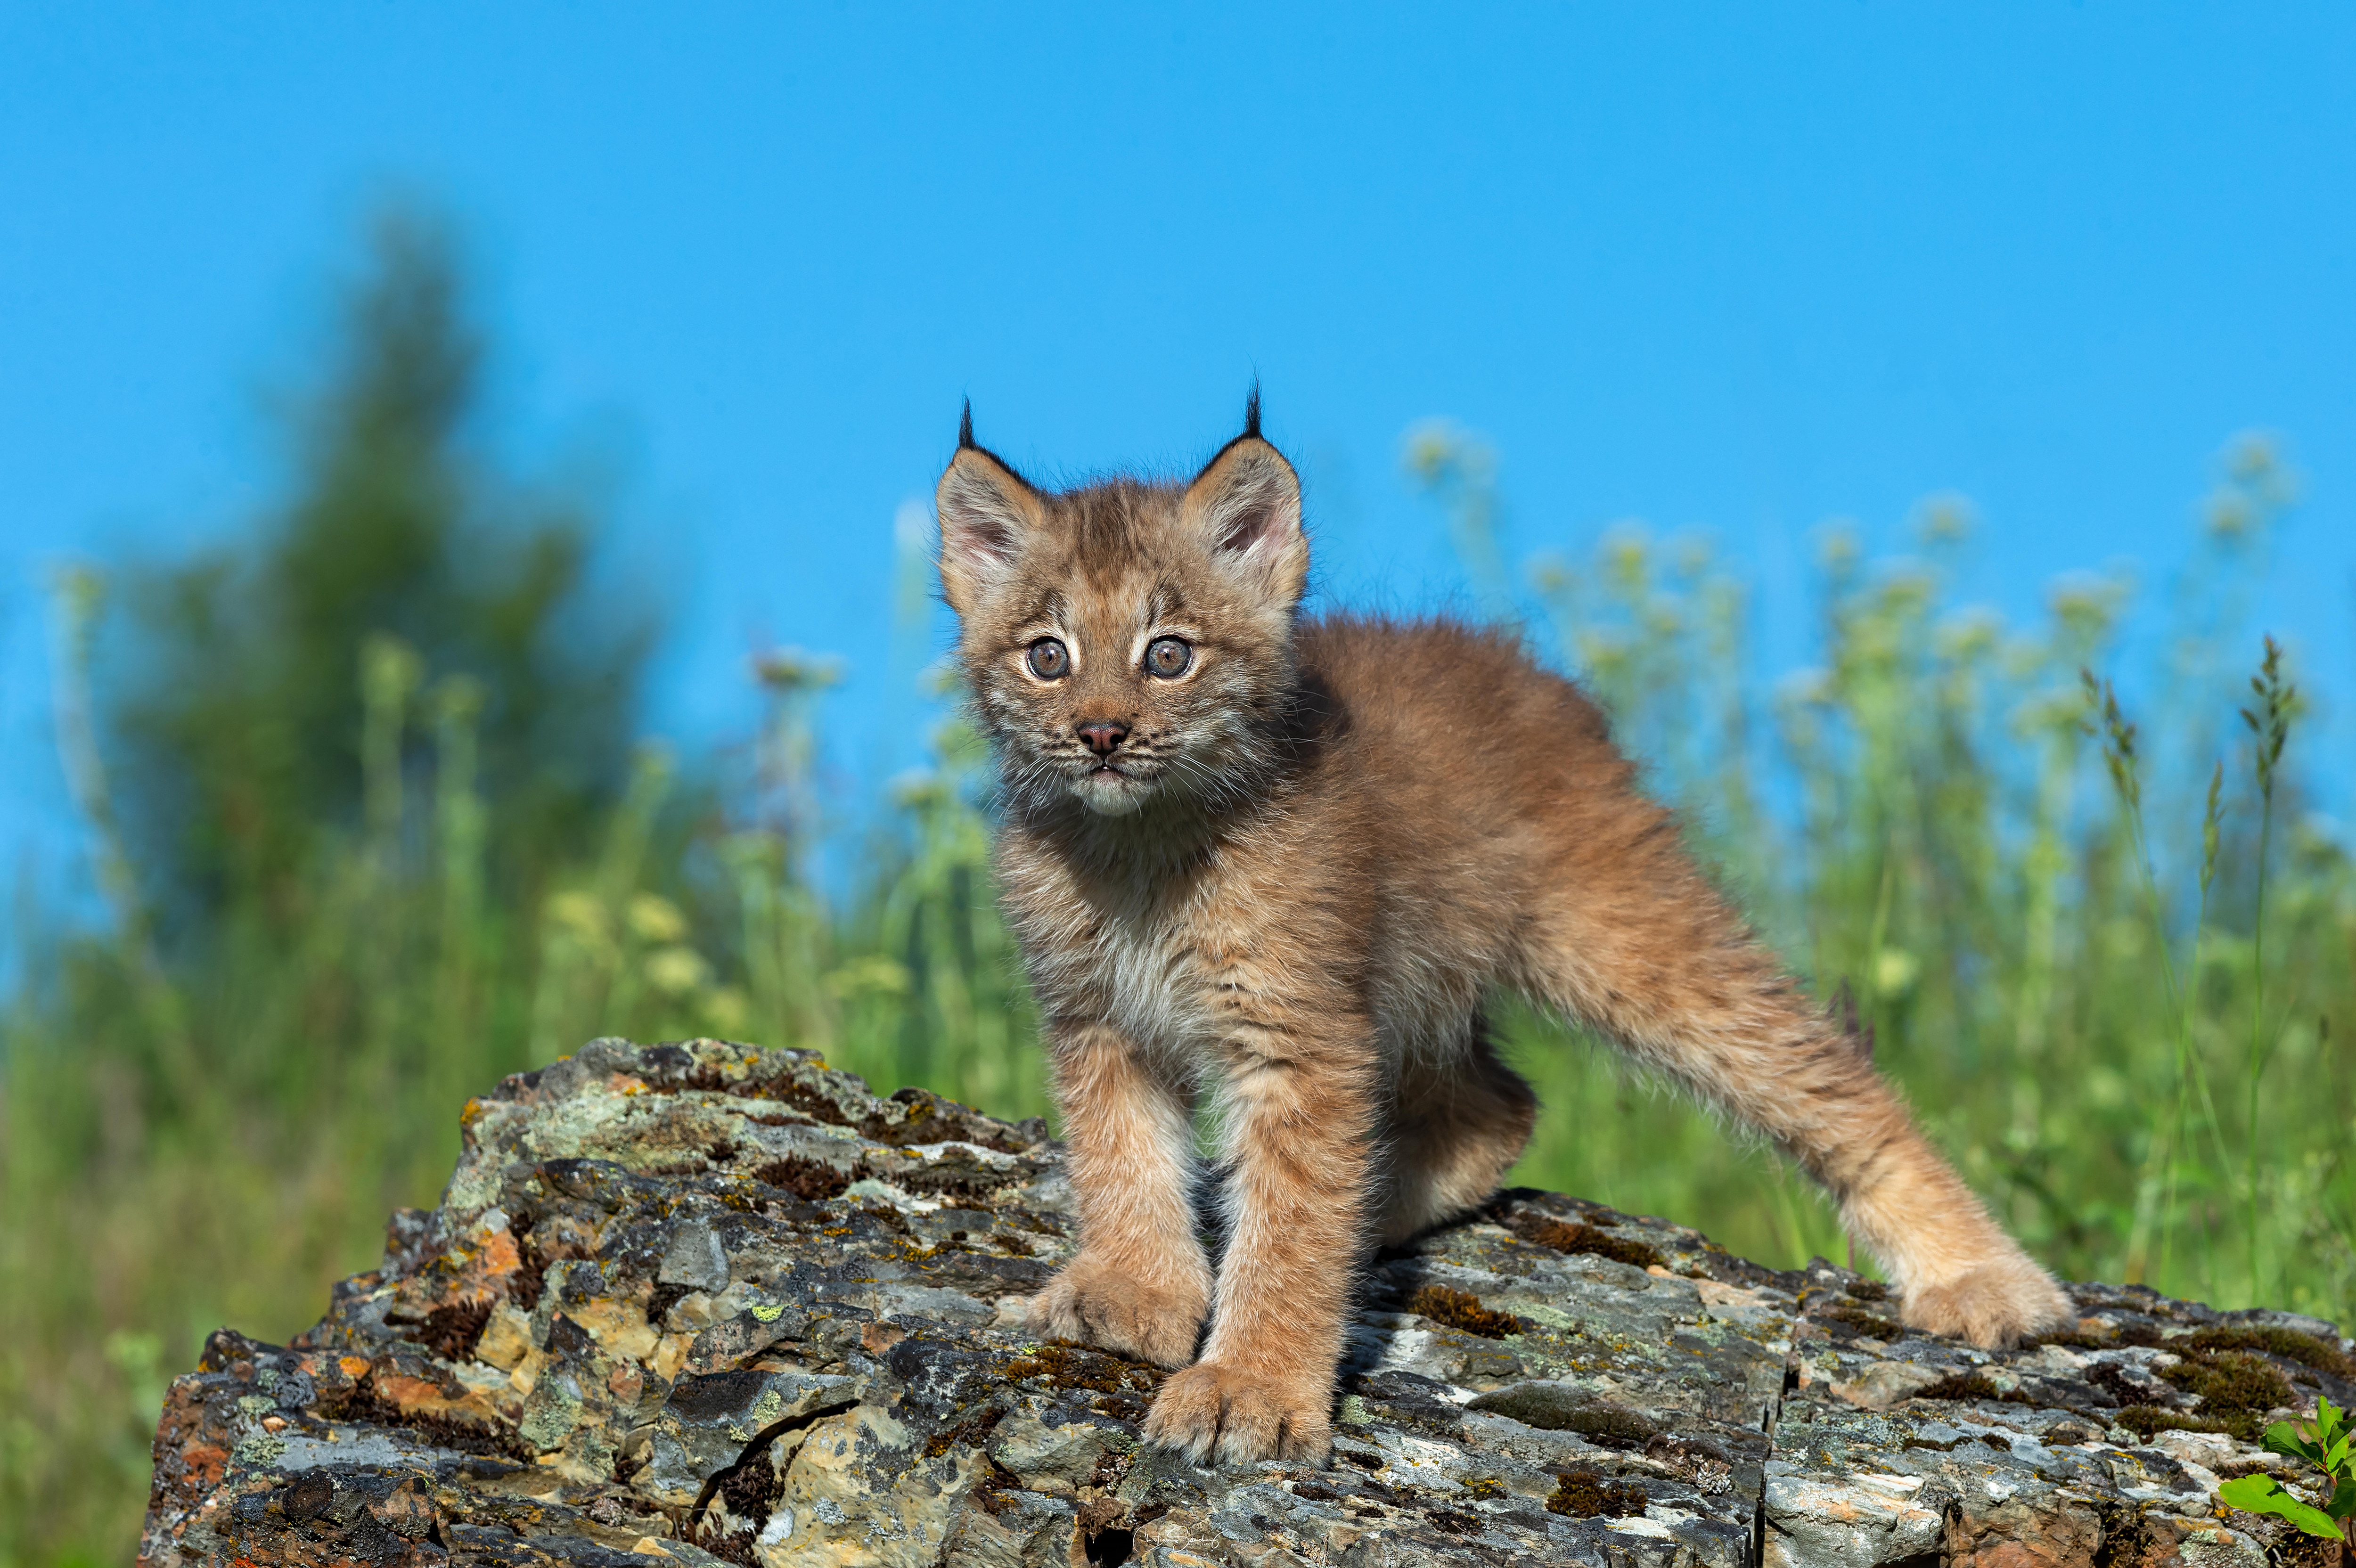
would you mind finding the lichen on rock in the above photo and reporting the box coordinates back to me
[140,1037,2356,1566]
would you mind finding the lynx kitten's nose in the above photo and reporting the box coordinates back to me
[1078,721,1129,756]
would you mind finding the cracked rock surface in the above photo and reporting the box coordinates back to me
[141,1038,2356,1567]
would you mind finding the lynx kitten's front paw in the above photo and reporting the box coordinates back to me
[1027,1255,1208,1369]
[1145,1359,1333,1466]
[1902,1254,2076,1349]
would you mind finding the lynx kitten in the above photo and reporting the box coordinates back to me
[933,395,2073,1466]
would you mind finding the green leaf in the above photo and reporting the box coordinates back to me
[2330,1478,2356,1523]
[2265,1419,2330,1468]
[2317,1399,2349,1446]
[2217,1474,2344,1541]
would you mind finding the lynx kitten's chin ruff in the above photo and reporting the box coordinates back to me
[935,394,2073,1467]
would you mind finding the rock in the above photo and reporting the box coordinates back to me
[657,1223,732,1295]
[139,1037,2356,1567]
[1826,1361,1947,1411]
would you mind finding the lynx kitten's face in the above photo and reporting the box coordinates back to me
[934,426,1309,817]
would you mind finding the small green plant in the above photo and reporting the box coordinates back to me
[2217,1396,2355,1546]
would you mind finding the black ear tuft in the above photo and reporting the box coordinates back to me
[958,398,976,450]
[1243,380,1261,439]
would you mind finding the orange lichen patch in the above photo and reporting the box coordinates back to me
[391,1238,521,1352]
[476,1228,522,1279]
[325,1368,528,1461]
[606,1073,651,1095]
[368,1369,508,1432]
[460,1097,489,1128]
[1406,1285,1525,1340]
[564,1296,658,1361]
[338,1356,373,1381]
[179,1442,229,1490]
[375,1372,465,1412]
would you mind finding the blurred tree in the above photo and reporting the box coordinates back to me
[108,207,654,938]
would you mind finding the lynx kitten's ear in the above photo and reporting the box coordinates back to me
[1183,404,1307,606]
[935,403,1047,613]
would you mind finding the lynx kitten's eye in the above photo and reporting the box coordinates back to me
[1144,637,1193,678]
[1026,639,1070,679]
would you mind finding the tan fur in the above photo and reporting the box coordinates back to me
[934,411,2074,1467]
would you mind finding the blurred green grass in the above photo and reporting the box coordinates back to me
[5,219,2351,1566]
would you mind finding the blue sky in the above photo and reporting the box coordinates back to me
[5,4,2353,897]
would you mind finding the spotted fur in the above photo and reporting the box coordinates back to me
[934,405,2074,1467]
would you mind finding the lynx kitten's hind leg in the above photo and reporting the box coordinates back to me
[1828,1116,2077,1346]
[1527,820,2074,1349]
[1376,1034,1538,1245]
[1026,1026,1211,1368]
